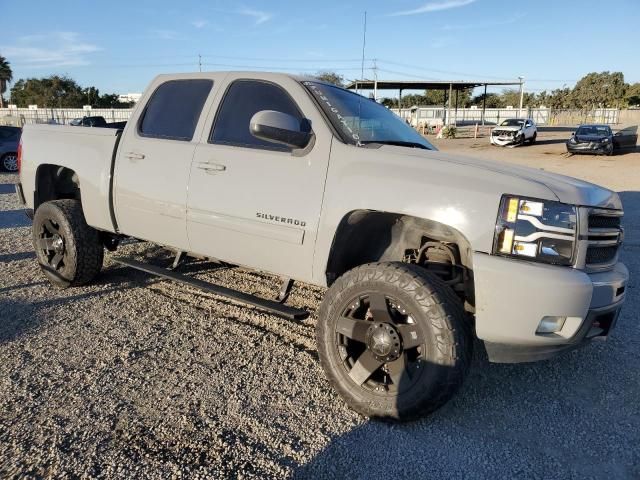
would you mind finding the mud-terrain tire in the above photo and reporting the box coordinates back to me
[317,262,472,421]
[32,199,103,288]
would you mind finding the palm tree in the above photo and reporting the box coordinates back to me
[0,56,13,108]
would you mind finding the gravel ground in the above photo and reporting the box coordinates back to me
[1,134,639,479]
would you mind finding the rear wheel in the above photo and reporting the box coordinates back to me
[317,262,472,421]
[32,200,104,288]
[1,153,18,172]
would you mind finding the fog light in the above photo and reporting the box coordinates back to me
[536,316,567,334]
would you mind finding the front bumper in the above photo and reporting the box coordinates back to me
[566,141,613,155]
[490,134,520,146]
[473,253,627,363]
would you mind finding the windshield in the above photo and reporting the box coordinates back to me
[576,125,611,136]
[500,119,525,127]
[302,81,435,150]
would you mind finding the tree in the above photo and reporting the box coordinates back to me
[571,71,626,109]
[11,76,85,107]
[625,82,640,107]
[471,92,505,108]
[10,75,131,108]
[313,71,344,87]
[0,56,13,108]
[537,88,573,109]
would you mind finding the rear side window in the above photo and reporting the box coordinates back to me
[210,80,303,151]
[139,79,213,141]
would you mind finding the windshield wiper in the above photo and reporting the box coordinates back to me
[360,140,431,150]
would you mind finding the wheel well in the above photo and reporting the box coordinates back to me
[325,210,475,307]
[34,164,81,209]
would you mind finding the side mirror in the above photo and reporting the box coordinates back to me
[614,131,622,136]
[250,110,312,149]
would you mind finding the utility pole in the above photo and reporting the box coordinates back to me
[198,54,202,72]
[372,58,378,101]
[518,76,525,118]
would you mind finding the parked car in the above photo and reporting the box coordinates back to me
[69,116,109,127]
[69,116,127,130]
[490,118,537,147]
[0,126,21,172]
[16,72,628,421]
[566,124,638,155]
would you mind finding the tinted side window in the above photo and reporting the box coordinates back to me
[211,80,303,151]
[139,79,213,141]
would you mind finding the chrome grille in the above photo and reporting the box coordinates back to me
[585,209,623,270]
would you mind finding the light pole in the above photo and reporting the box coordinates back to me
[518,76,525,118]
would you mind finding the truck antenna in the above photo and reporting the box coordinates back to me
[360,11,367,95]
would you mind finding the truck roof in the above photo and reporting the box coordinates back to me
[150,71,335,87]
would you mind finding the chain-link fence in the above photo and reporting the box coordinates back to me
[0,108,133,127]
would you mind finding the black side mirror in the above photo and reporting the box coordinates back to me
[250,110,312,149]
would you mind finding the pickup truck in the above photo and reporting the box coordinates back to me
[16,72,628,421]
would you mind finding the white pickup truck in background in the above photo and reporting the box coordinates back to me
[15,72,628,421]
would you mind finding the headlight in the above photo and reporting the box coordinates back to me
[493,195,578,266]
[602,137,610,143]
[569,137,577,144]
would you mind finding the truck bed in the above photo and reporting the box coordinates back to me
[20,124,121,232]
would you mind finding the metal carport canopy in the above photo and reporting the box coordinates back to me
[345,79,524,126]
[345,80,521,90]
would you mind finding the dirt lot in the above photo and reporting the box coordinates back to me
[1,131,639,479]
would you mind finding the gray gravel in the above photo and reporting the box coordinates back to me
[1,164,639,479]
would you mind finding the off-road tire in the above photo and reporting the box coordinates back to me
[32,199,104,288]
[317,262,472,421]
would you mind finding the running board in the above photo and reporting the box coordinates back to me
[113,257,309,320]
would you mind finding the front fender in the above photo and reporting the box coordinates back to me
[311,141,557,285]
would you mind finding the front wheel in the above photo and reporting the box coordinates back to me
[32,199,104,288]
[317,262,472,421]
[529,132,537,144]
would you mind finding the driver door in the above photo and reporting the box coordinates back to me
[186,76,331,282]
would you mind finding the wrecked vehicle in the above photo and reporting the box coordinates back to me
[567,124,638,155]
[490,118,537,147]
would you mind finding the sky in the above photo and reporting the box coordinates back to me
[1,0,639,97]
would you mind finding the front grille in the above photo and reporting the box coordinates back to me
[586,245,618,264]
[589,215,621,229]
[585,210,623,269]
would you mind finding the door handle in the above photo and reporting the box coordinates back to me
[124,152,145,160]
[197,163,226,173]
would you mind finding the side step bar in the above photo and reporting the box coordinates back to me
[113,257,309,321]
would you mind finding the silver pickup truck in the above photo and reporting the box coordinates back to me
[16,72,628,421]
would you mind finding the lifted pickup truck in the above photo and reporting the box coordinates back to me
[16,72,628,421]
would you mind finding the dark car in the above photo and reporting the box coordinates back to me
[566,124,638,155]
[0,126,21,172]
[69,116,126,130]
[70,116,109,127]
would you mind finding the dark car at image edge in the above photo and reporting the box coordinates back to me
[0,125,22,172]
[566,124,638,155]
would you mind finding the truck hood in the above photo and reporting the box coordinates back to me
[380,146,622,210]
[492,125,522,132]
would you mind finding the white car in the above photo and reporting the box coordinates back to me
[490,118,537,147]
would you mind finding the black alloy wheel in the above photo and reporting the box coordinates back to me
[317,262,471,421]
